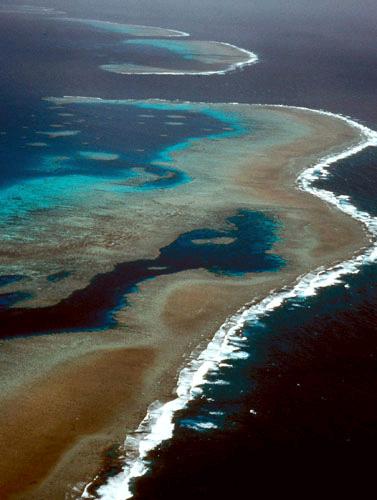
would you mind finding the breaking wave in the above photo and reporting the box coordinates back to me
[78,106,377,500]
[101,43,259,76]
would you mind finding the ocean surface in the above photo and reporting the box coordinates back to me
[132,261,377,498]
[0,0,376,498]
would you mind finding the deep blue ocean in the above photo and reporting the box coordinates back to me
[0,1,376,498]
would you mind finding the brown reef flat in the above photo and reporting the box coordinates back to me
[0,104,369,499]
[100,40,255,75]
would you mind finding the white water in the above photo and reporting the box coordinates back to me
[0,8,256,76]
[77,105,377,500]
[101,42,259,76]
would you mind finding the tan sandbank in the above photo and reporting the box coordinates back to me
[101,40,257,75]
[0,103,364,308]
[0,104,370,499]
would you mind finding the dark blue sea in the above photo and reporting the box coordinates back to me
[0,0,376,498]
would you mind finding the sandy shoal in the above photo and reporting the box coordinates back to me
[101,40,253,75]
[0,105,371,499]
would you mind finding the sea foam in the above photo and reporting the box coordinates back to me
[0,8,256,76]
[101,42,258,76]
[79,105,377,500]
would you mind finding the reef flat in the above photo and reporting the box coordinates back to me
[61,18,190,38]
[0,7,256,76]
[58,17,257,75]
[0,101,368,499]
[101,40,257,75]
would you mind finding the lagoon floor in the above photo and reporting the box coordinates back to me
[0,101,369,499]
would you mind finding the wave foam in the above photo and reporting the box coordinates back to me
[101,42,258,76]
[79,106,377,500]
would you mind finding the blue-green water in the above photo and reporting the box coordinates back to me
[0,99,244,220]
[0,208,284,335]
[0,98,285,333]
[1,5,376,499]
[125,39,195,60]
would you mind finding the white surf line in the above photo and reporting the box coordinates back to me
[78,104,377,500]
[0,7,256,75]
[101,43,259,76]
[10,8,257,75]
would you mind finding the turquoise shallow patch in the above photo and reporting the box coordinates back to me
[79,151,120,161]
[63,19,187,38]
[0,209,284,334]
[125,39,195,60]
[0,99,248,221]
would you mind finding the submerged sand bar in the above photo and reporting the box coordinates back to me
[60,18,190,38]
[62,18,257,75]
[0,8,256,76]
[102,40,258,75]
[0,101,372,499]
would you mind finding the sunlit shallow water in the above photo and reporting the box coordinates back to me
[0,3,376,498]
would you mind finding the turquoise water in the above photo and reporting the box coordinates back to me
[0,5,375,499]
[0,98,286,326]
[56,17,243,73]
[0,208,284,335]
[62,18,186,37]
[0,99,245,221]
[125,39,195,60]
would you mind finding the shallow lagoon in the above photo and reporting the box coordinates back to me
[0,5,375,499]
[0,99,238,219]
[0,209,284,336]
[0,97,289,326]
